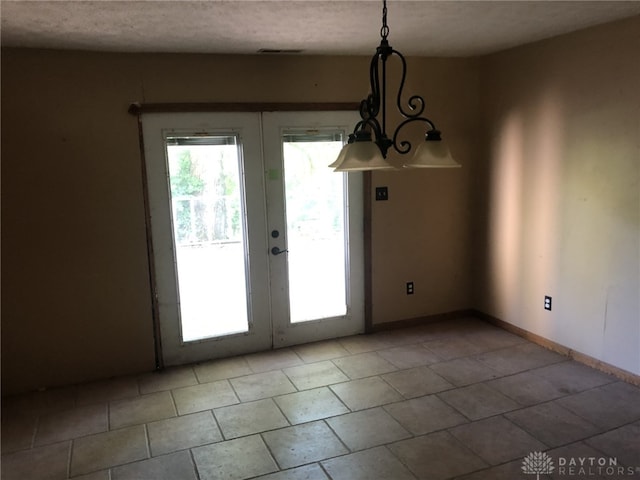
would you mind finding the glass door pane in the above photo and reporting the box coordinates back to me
[282,133,347,323]
[166,135,249,341]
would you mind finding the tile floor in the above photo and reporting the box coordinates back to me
[2,317,639,480]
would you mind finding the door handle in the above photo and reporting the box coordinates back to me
[271,246,288,256]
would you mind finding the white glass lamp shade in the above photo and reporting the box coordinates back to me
[404,138,460,168]
[328,143,348,168]
[334,141,394,171]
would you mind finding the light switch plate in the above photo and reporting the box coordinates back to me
[375,186,389,201]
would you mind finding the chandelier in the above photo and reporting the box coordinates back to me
[331,0,460,171]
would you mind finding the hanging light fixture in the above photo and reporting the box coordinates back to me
[333,0,460,171]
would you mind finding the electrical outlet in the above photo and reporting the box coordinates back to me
[544,295,552,311]
[406,282,414,295]
[375,186,389,201]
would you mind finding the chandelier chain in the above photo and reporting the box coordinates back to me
[380,0,389,40]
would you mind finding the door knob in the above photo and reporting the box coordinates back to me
[271,246,288,256]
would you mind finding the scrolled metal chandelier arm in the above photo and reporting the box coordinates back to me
[392,116,437,155]
[392,49,426,119]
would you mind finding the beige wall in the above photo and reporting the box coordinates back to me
[474,16,640,376]
[3,15,638,394]
[1,50,477,394]
[371,58,480,325]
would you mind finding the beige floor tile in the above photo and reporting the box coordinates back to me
[487,371,568,406]
[449,416,547,465]
[584,421,640,468]
[475,343,566,375]
[109,391,176,429]
[214,399,289,439]
[71,425,148,476]
[425,322,525,360]
[455,460,523,480]
[452,315,500,335]
[275,387,348,424]
[293,340,350,363]
[506,401,601,447]
[147,411,222,456]
[462,328,526,351]
[35,403,107,446]
[371,327,430,347]
[440,318,498,335]
[338,334,393,354]
[230,370,296,402]
[557,382,640,429]
[192,434,278,480]
[418,319,485,342]
[531,360,617,394]
[245,348,303,373]
[73,470,110,480]
[253,463,329,480]
[429,357,501,386]
[111,450,198,480]
[283,361,349,390]
[321,446,416,480]
[326,407,411,450]
[422,337,489,360]
[332,352,397,379]
[33,403,101,445]
[1,414,37,453]
[385,395,468,435]
[330,377,402,410]
[376,344,442,368]
[194,356,252,383]
[388,431,487,480]
[75,376,139,407]
[172,379,238,415]
[262,421,348,469]
[0,440,70,480]
[138,366,198,394]
[382,366,454,398]
[437,383,519,420]
[545,441,612,480]
[3,317,639,480]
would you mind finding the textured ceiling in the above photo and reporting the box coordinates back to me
[2,1,640,57]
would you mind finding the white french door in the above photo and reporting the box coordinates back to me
[142,111,363,365]
[264,112,364,348]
